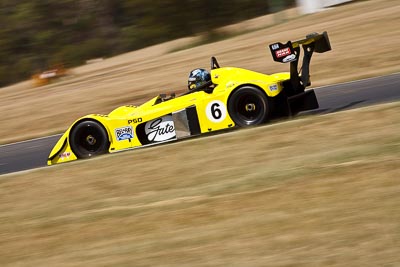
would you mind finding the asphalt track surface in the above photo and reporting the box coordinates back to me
[1,73,399,175]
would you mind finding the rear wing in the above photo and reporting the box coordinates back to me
[269,31,331,91]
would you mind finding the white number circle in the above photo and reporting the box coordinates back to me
[206,100,227,123]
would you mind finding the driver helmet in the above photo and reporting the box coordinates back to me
[188,68,211,91]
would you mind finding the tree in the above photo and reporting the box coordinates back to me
[0,0,294,87]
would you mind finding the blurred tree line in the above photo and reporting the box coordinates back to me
[0,0,294,87]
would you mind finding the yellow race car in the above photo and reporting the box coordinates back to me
[48,32,331,165]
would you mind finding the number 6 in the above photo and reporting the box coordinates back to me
[206,100,227,123]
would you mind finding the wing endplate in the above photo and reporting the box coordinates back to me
[269,31,332,91]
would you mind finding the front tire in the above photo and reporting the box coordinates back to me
[70,120,109,159]
[228,86,270,127]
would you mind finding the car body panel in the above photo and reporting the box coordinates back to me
[47,68,282,165]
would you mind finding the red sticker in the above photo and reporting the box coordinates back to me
[275,47,291,58]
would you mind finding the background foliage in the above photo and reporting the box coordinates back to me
[0,0,294,87]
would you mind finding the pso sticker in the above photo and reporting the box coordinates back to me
[206,100,227,123]
[115,126,133,141]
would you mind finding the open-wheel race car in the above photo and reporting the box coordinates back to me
[48,31,331,165]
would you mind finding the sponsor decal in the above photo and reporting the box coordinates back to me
[282,54,297,63]
[206,100,227,123]
[115,126,133,141]
[271,43,280,50]
[269,84,278,91]
[275,47,291,58]
[145,115,176,142]
[226,81,236,89]
[59,152,71,159]
[128,118,143,124]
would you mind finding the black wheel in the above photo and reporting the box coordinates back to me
[69,120,109,158]
[228,86,270,127]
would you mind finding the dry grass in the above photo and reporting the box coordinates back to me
[1,1,400,266]
[0,102,399,266]
[1,0,400,144]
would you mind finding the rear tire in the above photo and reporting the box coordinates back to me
[70,120,109,158]
[228,86,270,127]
